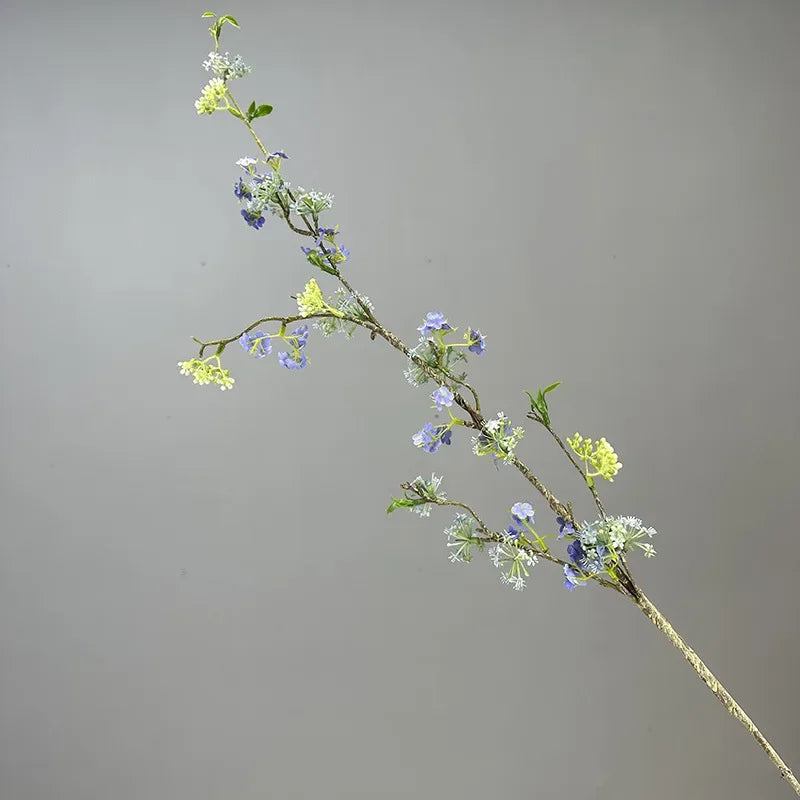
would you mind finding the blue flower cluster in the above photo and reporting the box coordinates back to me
[239,324,310,370]
[232,154,294,230]
[409,312,487,453]
[561,515,657,591]
[412,422,453,454]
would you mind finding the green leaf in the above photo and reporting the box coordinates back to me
[214,342,227,356]
[542,381,562,395]
[247,100,256,115]
[252,104,273,119]
[227,107,244,120]
[219,14,240,27]
[387,497,417,514]
[201,11,216,18]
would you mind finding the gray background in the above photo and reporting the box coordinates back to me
[1,0,799,798]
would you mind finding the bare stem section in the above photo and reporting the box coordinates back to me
[633,588,800,796]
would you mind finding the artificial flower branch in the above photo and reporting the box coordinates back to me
[180,13,800,795]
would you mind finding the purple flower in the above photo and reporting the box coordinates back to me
[267,150,288,161]
[234,177,252,199]
[556,516,575,539]
[563,564,586,591]
[505,524,521,541]
[278,350,307,370]
[412,422,453,454]
[338,245,350,259]
[467,328,486,355]
[511,502,534,524]
[566,540,586,565]
[417,312,452,336]
[239,330,271,359]
[431,385,455,411]
[288,325,309,349]
[301,246,314,256]
[241,209,265,229]
[314,227,336,246]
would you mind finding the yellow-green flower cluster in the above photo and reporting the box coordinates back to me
[296,279,326,316]
[194,77,227,115]
[567,433,622,485]
[296,278,344,318]
[177,357,235,390]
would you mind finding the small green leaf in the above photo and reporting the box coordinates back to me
[201,11,216,18]
[219,14,240,27]
[387,497,420,514]
[227,107,244,120]
[247,100,256,115]
[542,381,562,395]
[252,104,273,119]
[214,342,227,356]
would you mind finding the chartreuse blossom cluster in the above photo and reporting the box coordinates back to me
[177,354,235,390]
[567,433,622,486]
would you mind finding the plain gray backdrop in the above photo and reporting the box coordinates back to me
[1,0,799,798]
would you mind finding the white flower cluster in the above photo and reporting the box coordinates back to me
[472,412,525,465]
[291,190,334,216]
[314,290,374,338]
[444,514,480,563]
[203,51,252,80]
[489,541,538,590]
[408,473,446,517]
[404,341,440,387]
[575,515,658,575]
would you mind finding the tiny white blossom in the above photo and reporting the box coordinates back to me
[501,574,526,591]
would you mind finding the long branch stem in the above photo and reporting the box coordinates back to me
[631,586,800,795]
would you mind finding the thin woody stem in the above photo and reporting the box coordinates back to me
[541,421,607,518]
[632,586,800,795]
